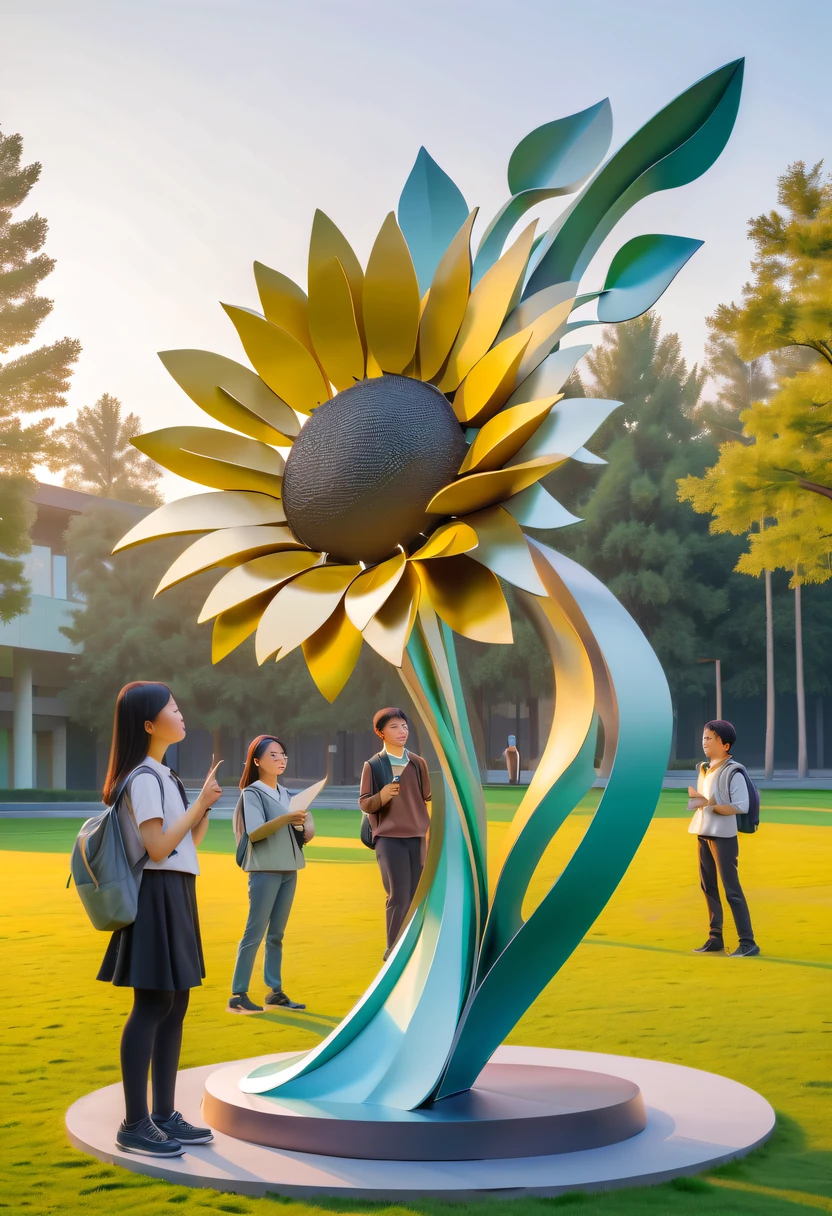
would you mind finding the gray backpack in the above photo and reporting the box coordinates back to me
[69,766,168,932]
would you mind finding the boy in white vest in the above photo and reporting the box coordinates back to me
[687,719,760,957]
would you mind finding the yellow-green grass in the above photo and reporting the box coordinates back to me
[1,801,830,1215]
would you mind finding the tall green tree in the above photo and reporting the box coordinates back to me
[547,312,729,732]
[0,124,80,620]
[48,392,163,505]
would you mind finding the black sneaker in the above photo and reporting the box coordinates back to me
[227,992,264,1014]
[693,938,725,953]
[116,1115,184,1157]
[729,942,761,957]
[265,989,306,1009]
[152,1110,214,1145]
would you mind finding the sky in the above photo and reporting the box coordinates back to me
[3,0,830,500]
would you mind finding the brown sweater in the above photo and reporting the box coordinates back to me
[359,752,431,839]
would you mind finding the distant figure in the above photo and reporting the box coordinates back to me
[687,720,760,958]
[505,734,521,785]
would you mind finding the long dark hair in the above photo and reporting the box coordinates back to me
[240,735,286,790]
[102,682,173,804]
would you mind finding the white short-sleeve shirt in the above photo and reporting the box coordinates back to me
[127,755,199,874]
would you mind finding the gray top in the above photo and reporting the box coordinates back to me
[242,781,306,873]
[126,756,199,875]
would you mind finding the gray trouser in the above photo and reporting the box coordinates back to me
[375,836,424,949]
[232,870,297,995]
[698,835,755,945]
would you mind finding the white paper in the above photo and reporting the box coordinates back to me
[289,776,327,814]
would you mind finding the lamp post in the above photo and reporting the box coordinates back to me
[698,658,722,720]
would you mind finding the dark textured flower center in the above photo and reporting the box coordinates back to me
[282,375,467,564]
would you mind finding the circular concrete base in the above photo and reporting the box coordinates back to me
[65,1046,775,1200]
[204,1058,646,1159]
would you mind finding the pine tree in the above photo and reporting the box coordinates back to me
[548,312,729,719]
[0,124,80,621]
[48,392,163,506]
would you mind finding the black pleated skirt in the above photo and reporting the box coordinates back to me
[97,870,205,990]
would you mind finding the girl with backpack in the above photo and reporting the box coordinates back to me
[359,708,431,958]
[97,681,223,1158]
[227,736,314,1015]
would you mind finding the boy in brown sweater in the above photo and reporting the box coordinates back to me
[359,707,431,957]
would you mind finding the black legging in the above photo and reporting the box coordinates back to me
[121,988,190,1125]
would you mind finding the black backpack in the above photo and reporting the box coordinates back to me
[360,753,424,849]
[727,762,760,833]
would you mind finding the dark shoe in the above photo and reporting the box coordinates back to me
[265,989,306,1010]
[729,942,761,957]
[693,938,725,953]
[227,992,264,1014]
[116,1115,184,1157]
[152,1110,214,1145]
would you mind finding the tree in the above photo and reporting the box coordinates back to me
[678,384,832,777]
[47,392,163,505]
[711,160,832,367]
[696,330,774,442]
[547,312,729,730]
[0,124,80,620]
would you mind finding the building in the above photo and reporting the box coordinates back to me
[0,483,147,789]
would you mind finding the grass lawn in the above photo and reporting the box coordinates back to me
[1,790,830,1215]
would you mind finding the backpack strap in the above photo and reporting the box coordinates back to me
[368,752,393,793]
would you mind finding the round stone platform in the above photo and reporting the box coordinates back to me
[65,1046,775,1200]
[204,1057,645,1159]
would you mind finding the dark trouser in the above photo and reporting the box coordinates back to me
[698,835,755,946]
[375,836,424,948]
[121,988,190,1124]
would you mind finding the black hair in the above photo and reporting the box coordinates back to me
[704,719,737,749]
[240,735,287,789]
[103,682,173,804]
[373,706,409,735]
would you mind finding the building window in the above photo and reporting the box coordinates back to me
[23,545,53,596]
[52,554,68,599]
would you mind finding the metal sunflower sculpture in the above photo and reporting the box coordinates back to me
[117,61,743,1111]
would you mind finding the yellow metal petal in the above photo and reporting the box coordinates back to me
[344,552,407,631]
[415,554,512,644]
[363,563,420,666]
[158,350,300,444]
[308,256,366,390]
[426,456,564,517]
[253,263,315,354]
[114,491,286,552]
[302,603,363,702]
[458,398,558,475]
[199,550,322,622]
[133,426,284,495]
[500,295,575,384]
[451,330,531,426]
[155,525,304,595]
[222,305,331,413]
[418,210,477,382]
[366,350,384,379]
[309,210,366,347]
[363,213,421,373]
[464,506,546,595]
[212,596,271,663]
[255,563,361,664]
[409,521,478,560]
[437,221,537,393]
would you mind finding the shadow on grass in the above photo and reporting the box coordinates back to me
[253,1009,340,1038]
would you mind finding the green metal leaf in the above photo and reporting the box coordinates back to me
[473,102,612,287]
[526,59,744,295]
[597,233,703,323]
[507,100,613,195]
[398,147,469,294]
